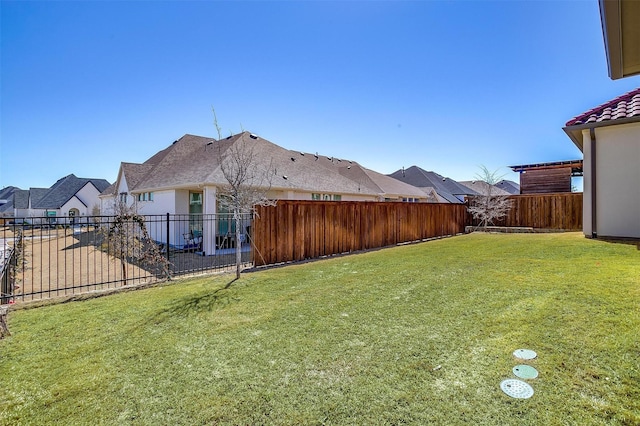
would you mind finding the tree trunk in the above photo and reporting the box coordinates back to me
[234,212,241,280]
[0,305,10,338]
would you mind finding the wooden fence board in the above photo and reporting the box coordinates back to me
[467,193,582,230]
[252,194,582,267]
[252,201,467,266]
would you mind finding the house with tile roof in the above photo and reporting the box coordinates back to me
[563,87,640,239]
[100,132,429,253]
[4,175,110,223]
[387,166,479,203]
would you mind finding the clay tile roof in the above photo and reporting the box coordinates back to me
[565,88,640,127]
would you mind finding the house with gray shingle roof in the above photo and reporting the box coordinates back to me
[458,181,512,197]
[387,166,479,203]
[494,180,520,195]
[102,131,430,253]
[0,187,20,218]
[5,175,110,223]
[563,87,640,239]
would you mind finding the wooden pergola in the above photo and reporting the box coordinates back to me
[509,160,583,194]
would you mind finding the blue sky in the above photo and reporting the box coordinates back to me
[1,0,639,190]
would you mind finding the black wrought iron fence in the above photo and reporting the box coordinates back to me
[1,245,16,304]
[0,213,253,302]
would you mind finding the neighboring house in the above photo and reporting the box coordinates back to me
[100,132,429,254]
[0,186,19,218]
[563,88,640,239]
[388,166,479,203]
[12,188,48,220]
[6,175,110,223]
[494,180,520,195]
[458,181,511,197]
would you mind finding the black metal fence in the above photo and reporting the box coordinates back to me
[1,245,16,304]
[0,213,253,303]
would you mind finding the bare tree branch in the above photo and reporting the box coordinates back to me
[99,201,171,284]
[212,113,276,279]
[467,165,513,229]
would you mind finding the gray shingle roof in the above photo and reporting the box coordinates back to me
[388,166,478,203]
[0,187,19,214]
[130,132,427,199]
[458,181,511,196]
[14,189,33,209]
[32,174,111,209]
[0,186,19,200]
[495,180,520,195]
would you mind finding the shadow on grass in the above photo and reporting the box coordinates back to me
[152,278,240,321]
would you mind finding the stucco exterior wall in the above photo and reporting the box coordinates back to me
[61,197,88,217]
[75,183,101,214]
[583,123,640,238]
[140,190,176,215]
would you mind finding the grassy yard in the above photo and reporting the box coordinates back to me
[1,232,639,425]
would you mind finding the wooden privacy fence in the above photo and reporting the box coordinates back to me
[467,193,583,230]
[251,201,468,266]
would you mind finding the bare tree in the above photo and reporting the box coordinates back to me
[213,109,276,279]
[467,165,513,230]
[99,201,171,285]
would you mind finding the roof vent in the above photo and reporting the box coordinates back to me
[282,175,288,180]
[173,140,178,145]
[249,134,258,139]
[290,157,295,162]
[226,135,232,140]
[300,152,305,156]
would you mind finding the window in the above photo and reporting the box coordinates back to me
[119,192,127,203]
[137,192,154,202]
[189,192,203,234]
[190,192,202,206]
[312,193,342,201]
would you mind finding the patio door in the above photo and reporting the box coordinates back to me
[216,195,235,236]
[189,191,203,236]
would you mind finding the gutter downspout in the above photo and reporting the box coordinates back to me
[590,128,597,238]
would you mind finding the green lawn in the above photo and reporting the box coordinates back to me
[1,232,639,425]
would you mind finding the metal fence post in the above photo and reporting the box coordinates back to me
[166,213,171,264]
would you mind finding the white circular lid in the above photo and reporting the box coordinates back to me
[513,348,537,360]
[500,379,534,399]
[513,364,539,379]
